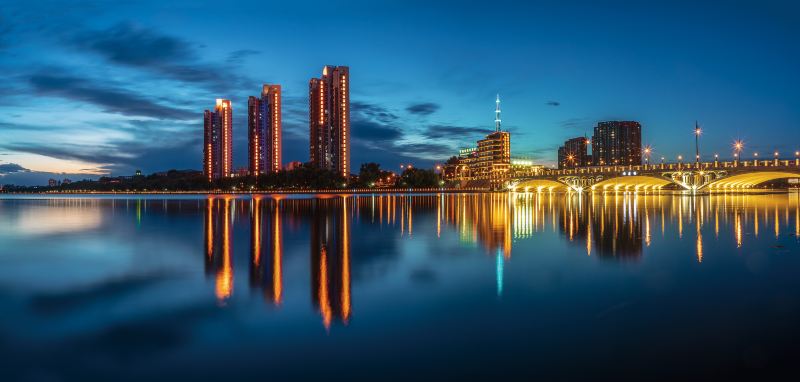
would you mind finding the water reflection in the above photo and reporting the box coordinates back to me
[195,193,800,325]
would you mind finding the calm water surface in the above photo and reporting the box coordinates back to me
[2,193,800,380]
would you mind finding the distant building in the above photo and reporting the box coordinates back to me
[510,158,544,177]
[248,84,282,176]
[48,178,58,187]
[557,137,590,169]
[591,121,641,166]
[309,66,350,177]
[446,96,511,188]
[62,178,72,185]
[286,161,303,171]
[135,169,142,176]
[204,99,233,181]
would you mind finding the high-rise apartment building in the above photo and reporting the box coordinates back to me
[203,99,233,181]
[591,121,641,166]
[248,85,282,176]
[309,66,350,177]
[557,136,590,169]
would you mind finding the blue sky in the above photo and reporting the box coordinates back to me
[1,0,798,185]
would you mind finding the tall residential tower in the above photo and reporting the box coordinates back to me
[248,85,282,176]
[591,121,642,166]
[204,99,233,181]
[309,66,350,177]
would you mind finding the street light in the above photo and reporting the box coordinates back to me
[694,122,702,163]
[643,145,652,165]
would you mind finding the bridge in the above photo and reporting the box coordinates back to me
[509,158,800,193]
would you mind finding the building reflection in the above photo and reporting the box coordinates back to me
[198,192,800,324]
[249,197,283,305]
[310,197,351,329]
[204,197,234,304]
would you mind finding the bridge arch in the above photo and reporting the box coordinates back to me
[512,179,570,192]
[589,175,674,192]
[704,171,800,190]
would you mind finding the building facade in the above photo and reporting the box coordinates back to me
[475,131,511,185]
[557,137,590,169]
[309,66,350,177]
[204,99,233,181]
[591,121,641,166]
[248,85,282,176]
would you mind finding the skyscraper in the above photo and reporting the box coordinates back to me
[591,121,642,166]
[248,85,282,176]
[309,66,350,177]
[203,99,233,181]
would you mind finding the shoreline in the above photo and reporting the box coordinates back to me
[1,188,797,197]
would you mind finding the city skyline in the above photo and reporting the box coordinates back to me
[1,1,799,186]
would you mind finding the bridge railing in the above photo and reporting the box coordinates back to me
[539,158,800,177]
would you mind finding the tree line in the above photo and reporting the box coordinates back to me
[1,163,443,192]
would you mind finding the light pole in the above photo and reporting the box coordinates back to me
[694,121,701,165]
[733,140,743,165]
[643,146,652,167]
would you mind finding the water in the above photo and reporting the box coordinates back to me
[1,192,800,380]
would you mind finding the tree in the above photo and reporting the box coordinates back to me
[395,167,441,188]
[357,162,393,187]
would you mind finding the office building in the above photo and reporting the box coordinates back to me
[309,66,350,177]
[248,85,282,176]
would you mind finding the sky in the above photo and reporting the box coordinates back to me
[0,0,798,185]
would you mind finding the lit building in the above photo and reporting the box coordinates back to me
[510,158,544,177]
[474,131,511,185]
[309,66,350,177]
[557,136,590,169]
[445,96,512,188]
[591,121,641,166]
[248,85,282,176]
[204,99,233,181]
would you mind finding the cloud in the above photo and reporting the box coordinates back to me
[0,163,29,175]
[422,124,490,139]
[560,117,590,130]
[28,72,196,120]
[226,49,260,65]
[74,22,195,66]
[546,100,561,107]
[406,102,440,116]
[352,101,398,123]
[69,22,252,91]
[394,142,454,157]
[351,120,403,142]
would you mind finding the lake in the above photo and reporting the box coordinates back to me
[1,192,800,380]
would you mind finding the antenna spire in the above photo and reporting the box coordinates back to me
[495,94,501,132]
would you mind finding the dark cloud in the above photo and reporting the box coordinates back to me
[28,72,196,120]
[406,102,440,116]
[394,142,454,157]
[352,101,398,123]
[0,163,29,175]
[69,22,251,91]
[546,100,561,106]
[226,49,260,65]
[422,124,490,139]
[351,120,402,142]
[561,117,590,130]
[74,22,195,65]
